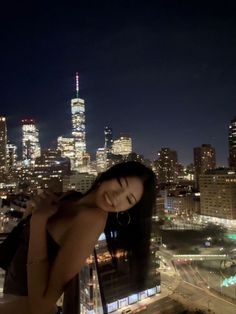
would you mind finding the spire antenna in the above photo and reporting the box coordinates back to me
[76,72,79,98]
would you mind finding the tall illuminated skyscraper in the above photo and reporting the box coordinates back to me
[22,119,41,166]
[0,116,7,173]
[58,73,87,171]
[57,136,75,168]
[96,147,107,172]
[229,117,236,169]
[71,72,86,168]
[6,141,17,169]
[104,126,113,153]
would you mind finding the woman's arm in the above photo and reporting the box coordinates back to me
[27,192,59,314]
[27,193,106,314]
[42,209,106,304]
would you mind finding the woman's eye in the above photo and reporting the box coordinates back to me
[127,197,132,205]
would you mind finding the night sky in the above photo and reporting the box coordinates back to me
[1,0,236,166]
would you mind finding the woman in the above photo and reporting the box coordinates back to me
[0,161,157,314]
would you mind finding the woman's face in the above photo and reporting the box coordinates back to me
[95,176,144,212]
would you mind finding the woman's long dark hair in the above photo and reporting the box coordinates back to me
[90,161,157,290]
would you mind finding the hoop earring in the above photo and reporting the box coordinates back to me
[116,211,131,227]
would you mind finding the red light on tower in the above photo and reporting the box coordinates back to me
[21,118,35,125]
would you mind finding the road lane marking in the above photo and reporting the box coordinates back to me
[183,280,236,307]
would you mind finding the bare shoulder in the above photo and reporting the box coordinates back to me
[43,207,108,300]
[55,207,107,278]
[61,207,107,243]
[76,206,107,224]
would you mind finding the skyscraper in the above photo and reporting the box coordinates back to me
[193,144,216,189]
[57,136,75,169]
[6,141,17,169]
[112,135,132,156]
[228,117,236,169]
[71,73,86,168]
[34,148,70,192]
[96,147,107,172]
[0,117,7,173]
[57,73,87,172]
[154,147,178,184]
[22,119,41,165]
[104,126,113,153]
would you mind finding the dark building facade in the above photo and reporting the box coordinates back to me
[228,117,236,169]
[79,233,160,314]
[0,117,7,175]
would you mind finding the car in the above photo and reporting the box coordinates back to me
[121,308,133,314]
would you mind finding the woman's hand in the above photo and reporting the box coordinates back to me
[30,190,60,220]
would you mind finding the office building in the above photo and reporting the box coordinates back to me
[71,73,86,168]
[22,119,41,166]
[63,172,96,193]
[72,97,86,167]
[0,117,7,173]
[154,148,178,184]
[58,73,87,171]
[168,195,198,218]
[160,185,200,216]
[126,152,144,163]
[34,148,70,192]
[104,126,113,153]
[96,147,107,173]
[199,169,236,225]
[194,144,216,189]
[57,136,75,169]
[154,195,165,221]
[112,136,132,156]
[228,117,236,169]
[6,141,17,169]
[106,153,125,169]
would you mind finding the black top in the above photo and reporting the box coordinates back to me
[3,217,60,296]
[3,191,83,297]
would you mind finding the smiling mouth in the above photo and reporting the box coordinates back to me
[104,192,114,207]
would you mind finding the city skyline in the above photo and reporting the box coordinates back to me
[1,110,233,168]
[1,0,236,166]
